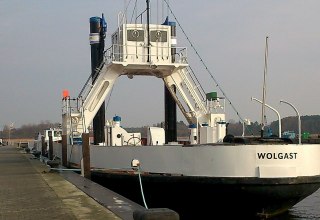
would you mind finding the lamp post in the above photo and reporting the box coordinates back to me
[280,100,301,145]
[8,122,14,145]
[251,97,281,138]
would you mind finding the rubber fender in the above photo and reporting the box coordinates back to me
[133,208,180,220]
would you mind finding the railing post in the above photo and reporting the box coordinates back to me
[82,133,91,179]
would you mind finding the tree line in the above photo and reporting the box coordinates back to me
[2,115,320,139]
[1,121,61,139]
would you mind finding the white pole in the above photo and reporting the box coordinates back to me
[261,36,269,137]
[280,100,301,145]
[252,97,281,138]
[242,122,245,137]
[196,115,199,144]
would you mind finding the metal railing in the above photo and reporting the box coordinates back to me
[77,44,188,110]
[105,44,188,65]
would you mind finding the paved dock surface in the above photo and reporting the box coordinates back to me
[0,145,138,220]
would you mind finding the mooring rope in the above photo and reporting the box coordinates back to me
[137,165,148,209]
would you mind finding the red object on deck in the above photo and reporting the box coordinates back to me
[62,90,69,98]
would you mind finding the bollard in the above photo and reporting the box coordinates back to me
[49,135,53,160]
[41,136,46,157]
[62,135,68,167]
[82,133,91,179]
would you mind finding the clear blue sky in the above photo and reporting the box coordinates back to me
[1,0,320,129]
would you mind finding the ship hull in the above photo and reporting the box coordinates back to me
[91,171,320,219]
[58,143,320,218]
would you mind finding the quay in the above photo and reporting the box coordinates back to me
[0,145,145,220]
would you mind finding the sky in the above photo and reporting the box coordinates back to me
[1,0,320,129]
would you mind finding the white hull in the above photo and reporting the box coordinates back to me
[56,143,320,178]
[50,142,320,218]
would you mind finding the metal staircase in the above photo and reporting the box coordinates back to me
[62,56,122,145]
[163,66,207,124]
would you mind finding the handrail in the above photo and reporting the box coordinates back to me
[105,44,188,64]
[78,55,107,99]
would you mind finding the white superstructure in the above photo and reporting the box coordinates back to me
[62,21,226,145]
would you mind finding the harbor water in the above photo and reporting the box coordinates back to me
[270,189,320,220]
[93,175,320,220]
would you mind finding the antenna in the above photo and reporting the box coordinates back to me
[261,36,269,138]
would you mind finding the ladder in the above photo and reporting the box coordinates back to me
[62,97,86,145]
[163,65,207,124]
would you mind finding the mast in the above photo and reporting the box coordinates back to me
[261,36,269,138]
[146,0,151,62]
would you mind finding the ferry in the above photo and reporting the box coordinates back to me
[52,1,320,218]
